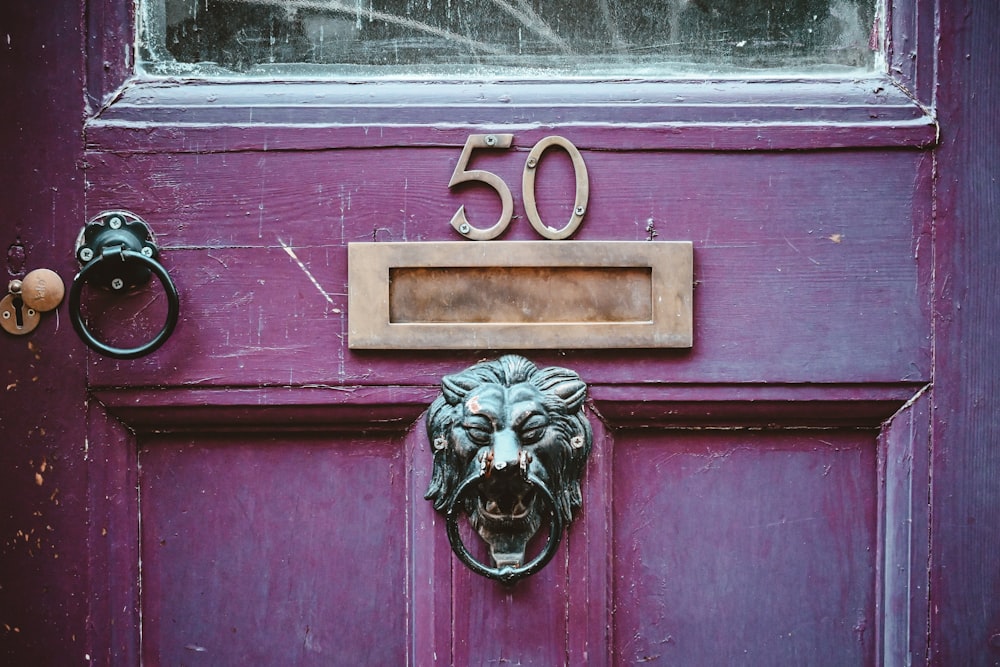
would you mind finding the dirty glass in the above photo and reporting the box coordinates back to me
[139,0,879,77]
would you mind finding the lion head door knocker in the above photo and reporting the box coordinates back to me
[424,355,593,584]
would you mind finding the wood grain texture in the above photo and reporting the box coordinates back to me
[139,433,407,666]
[879,389,931,666]
[930,1,1000,663]
[86,79,937,152]
[85,400,140,664]
[0,2,91,665]
[83,148,932,386]
[613,429,877,665]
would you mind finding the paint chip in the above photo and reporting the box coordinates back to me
[828,234,844,243]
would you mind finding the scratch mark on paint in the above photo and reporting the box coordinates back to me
[751,517,819,529]
[277,238,339,311]
[783,235,821,266]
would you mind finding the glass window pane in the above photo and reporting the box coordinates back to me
[140,0,879,77]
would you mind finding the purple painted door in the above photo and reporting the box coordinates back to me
[80,125,932,666]
[2,2,1000,666]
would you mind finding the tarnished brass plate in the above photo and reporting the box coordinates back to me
[348,241,693,349]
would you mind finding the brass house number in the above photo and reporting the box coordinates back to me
[450,134,589,241]
[347,134,694,350]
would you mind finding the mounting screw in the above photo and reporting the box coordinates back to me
[526,157,538,169]
[574,206,586,217]
[79,247,94,262]
[108,216,122,230]
[141,246,154,258]
[459,223,471,234]
[484,135,497,147]
[111,278,124,290]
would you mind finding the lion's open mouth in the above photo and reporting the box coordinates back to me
[468,476,542,569]
[473,471,538,527]
[476,488,536,525]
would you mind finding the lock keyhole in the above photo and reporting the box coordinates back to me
[1,279,42,336]
[12,295,24,327]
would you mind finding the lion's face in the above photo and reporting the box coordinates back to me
[425,355,592,571]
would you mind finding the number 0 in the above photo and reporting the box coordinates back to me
[522,136,589,240]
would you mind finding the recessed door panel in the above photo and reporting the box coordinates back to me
[139,434,406,665]
[613,429,877,665]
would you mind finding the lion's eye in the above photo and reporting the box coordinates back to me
[463,420,493,445]
[519,416,548,444]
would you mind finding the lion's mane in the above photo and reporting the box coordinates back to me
[424,355,592,525]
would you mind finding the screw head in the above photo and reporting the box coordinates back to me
[108,216,122,229]
[527,157,538,169]
[141,246,154,257]
[484,135,497,146]
[111,278,124,290]
[574,206,586,217]
[459,223,471,234]
[79,247,94,262]
[8,279,22,295]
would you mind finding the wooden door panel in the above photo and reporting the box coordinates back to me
[93,389,919,666]
[83,148,930,388]
[613,429,877,664]
[451,568,569,666]
[139,433,406,665]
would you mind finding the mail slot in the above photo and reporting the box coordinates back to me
[348,241,693,350]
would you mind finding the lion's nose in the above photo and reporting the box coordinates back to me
[490,429,521,472]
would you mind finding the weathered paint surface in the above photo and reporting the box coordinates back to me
[1,1,998,666]
[140,434,407,665]
[81,148,932,387]
[930,1,1000,662]
[614,430,877,665]
[0,4,90,665]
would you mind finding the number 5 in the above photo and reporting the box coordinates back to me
[448,134,515,241]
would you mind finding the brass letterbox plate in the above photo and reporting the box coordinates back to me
[348,241,693,349]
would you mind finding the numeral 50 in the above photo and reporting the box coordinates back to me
[449,134,589,240]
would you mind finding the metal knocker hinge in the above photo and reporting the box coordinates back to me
[69,211,180,359]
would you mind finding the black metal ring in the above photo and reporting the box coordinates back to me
[445,469,564,585]
[69,248,179,359]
